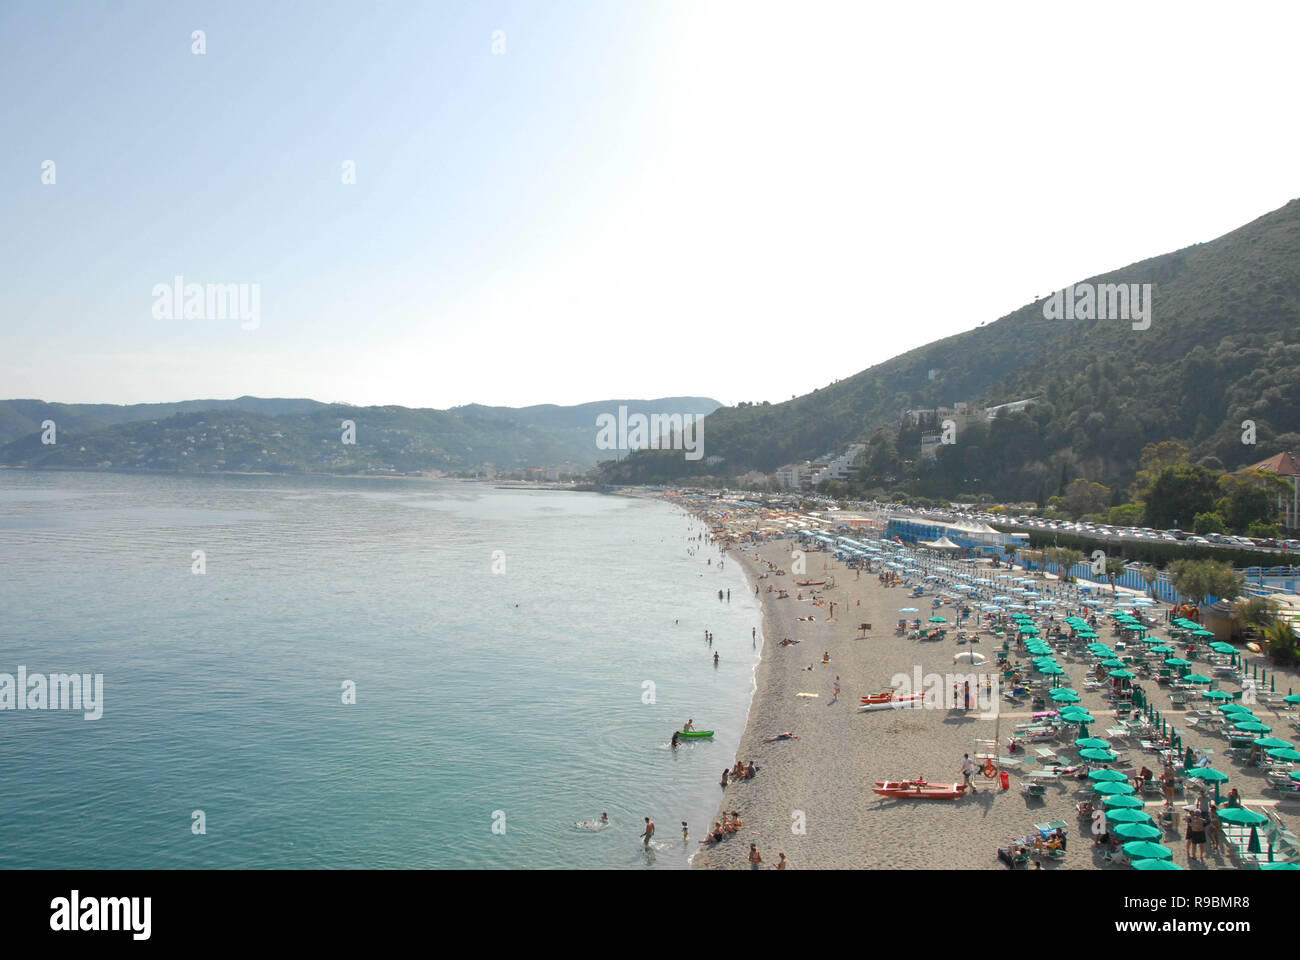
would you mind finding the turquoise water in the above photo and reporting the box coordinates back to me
[0,472,760,869]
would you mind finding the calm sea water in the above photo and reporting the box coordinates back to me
[0,471,760,869]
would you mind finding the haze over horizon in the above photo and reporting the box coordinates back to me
[4,0,1299,409]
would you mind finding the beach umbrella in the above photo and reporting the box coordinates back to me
[1093,780,1135,795]
[1253,737,1292,749]
[1050,689,1081,703]
[1216,807,1267,826]
[1131,858,1182,870]
[1260,863,1300,870]
[1183,674,1212,685]
[1039,664,1064,676]
[1105,808,1154,825]
[1201,690,1231,701]
[1114,823,1163,841]
[899,607,919,613]
[1109,669,1135,679]
[1284,694,1300,705]
[1247,826,1262,855]
[1209,642,1235,654]
[929,616,948,623]
[1148,645,1174,654]
[1061,710,1094,724]
[1267,747,1300,762]
[953,651,985,664]
[1219,703,1254,716]
[1164,657,1191,668]
[1081,748,1119,763]
[1088,768,1127,782]
[1104,794,1145,810]
[1076,737,1111,750]
[1100,658,1125,668]
[1122,841,1173,860]
[1235,721,1271,734]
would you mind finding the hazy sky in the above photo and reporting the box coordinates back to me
[3,0,1298,409]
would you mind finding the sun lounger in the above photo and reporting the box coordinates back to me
[1022,782,1048,798]
[1034,746,1058,763]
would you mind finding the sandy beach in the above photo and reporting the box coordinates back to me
[691,534,1300,870]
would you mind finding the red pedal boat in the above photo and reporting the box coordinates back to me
[873,779,968,799]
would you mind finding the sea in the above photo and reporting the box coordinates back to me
[0,471,761,869]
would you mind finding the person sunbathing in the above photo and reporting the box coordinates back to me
[763,732,799,742]
[699,823,725,844]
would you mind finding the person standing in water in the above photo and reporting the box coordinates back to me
[713,651,719,665]
[641,817,655,846]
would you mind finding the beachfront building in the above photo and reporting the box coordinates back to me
[812,443,866,486]
[885,514,1014,555]
[902,401,984,430]
[1240,451,1300,529]
[776,462,811,489]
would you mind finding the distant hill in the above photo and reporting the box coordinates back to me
[602,198,1300,500]
[0,396,722,476]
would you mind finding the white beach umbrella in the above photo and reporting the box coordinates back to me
[954,651,987,664]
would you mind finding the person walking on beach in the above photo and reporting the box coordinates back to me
[776,852,787,870]
[832,676,840,702]
[962,754,978,793]
[748,843,763,869]
[642,817,655,846]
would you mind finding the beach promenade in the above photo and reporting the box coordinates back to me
[692,535,1300,870]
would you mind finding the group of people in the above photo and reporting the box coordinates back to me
[721,760,758,786]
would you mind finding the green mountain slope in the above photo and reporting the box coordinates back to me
[602,198,1300,498]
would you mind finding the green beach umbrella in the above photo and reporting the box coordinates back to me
[1219,703,1254,716]
[1201,690,1231,701]
[1260,863,1300,870]
[1148,645,1174,654]
[1235,721,1272,734]
[1122,841,1173,860]
[1209,642,1235,654]
[1292,771,1300,784]
[1267,747,1300,762]
[1093,780,1135,795]
[1216,807,1267,826]
[929,616,947,623]
[1088,768,1127,782]
[1114,823,1163,841]
[1186,767,1229,784]
[1104,794,1145,809]
[1183,674,1212,685]
[1105,808,1154,825]
[1076,737,1111,750]
[1131,858,1182,870]
[1101,658,1125,668]
[1253,737,1292,749]
[1284,694,1300,705]
[1050,689,1081,703]
[1164,657,1191,668]
[1109,669,1135,679]
[1081,748,1120,762]
[1061,710,1094,723]
[1039,664,1064,675]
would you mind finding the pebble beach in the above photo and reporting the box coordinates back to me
[689,530,1300,871]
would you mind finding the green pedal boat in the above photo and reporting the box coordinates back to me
[677,730,714,738]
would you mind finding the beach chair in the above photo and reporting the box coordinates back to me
[1034,746,1058,764]
[1022,782,1048,799]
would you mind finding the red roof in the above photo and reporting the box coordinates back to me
[1243,451,1300,477]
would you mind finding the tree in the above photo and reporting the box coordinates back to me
[1062,478,1111,519]
[1234,596,1279,634]
[1139,564,1158,598]
[1192,511,1227,535]
[1168,558,1242,606]
[1109,503,1145,526]
[1258,619,1299,666]
[1104,556,1126,593]
[1217,471,1284,532]
[1145,464,1221,530]
[1131,440,1190,501]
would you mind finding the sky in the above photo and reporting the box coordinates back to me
[2,0,1299,410]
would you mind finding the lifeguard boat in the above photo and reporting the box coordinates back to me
[858,691,925,712]
[873,779,968,799]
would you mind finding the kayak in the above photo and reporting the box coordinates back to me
[677,730,715,738]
